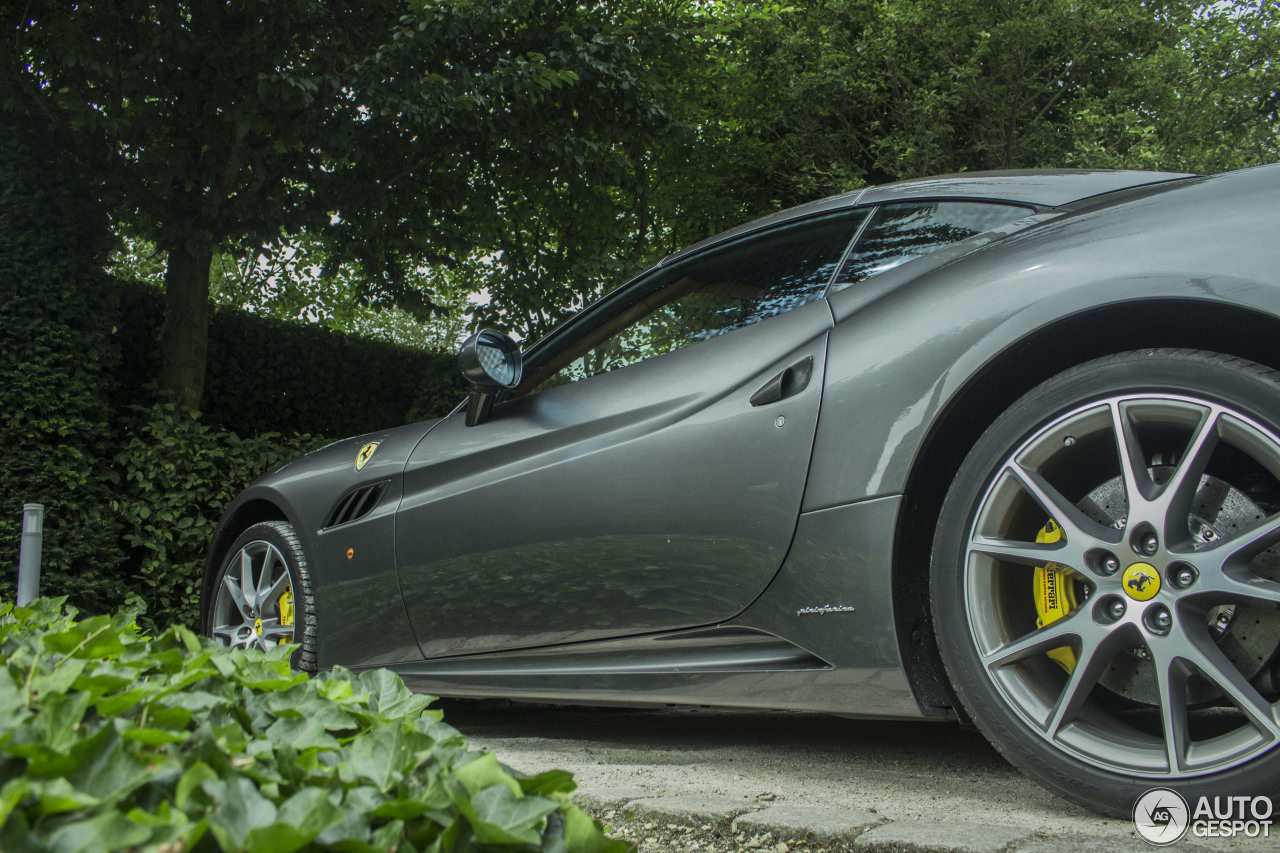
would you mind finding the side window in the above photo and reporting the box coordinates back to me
[518,210,868,395]
[831,201,1031,292]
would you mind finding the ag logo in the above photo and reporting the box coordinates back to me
[1123,563,1161,601]
[1133,787,1189,845]
[355,442,380,472]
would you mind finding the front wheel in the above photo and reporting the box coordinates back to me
[932,350,1280,815]
[206,520,317,671]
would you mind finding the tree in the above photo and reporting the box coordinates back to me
[711,0,1280,206]
[4,0,684,409]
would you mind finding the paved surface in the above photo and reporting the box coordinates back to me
[440,701,1274,853]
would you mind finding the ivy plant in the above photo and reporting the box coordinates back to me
[0,599,626,853]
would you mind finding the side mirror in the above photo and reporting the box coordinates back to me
[457,329,523,427]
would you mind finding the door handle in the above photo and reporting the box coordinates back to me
[750,357,814,406]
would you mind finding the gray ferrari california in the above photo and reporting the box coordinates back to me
[202,164,1280,815]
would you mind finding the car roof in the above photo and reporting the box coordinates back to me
[661,169,1196,266]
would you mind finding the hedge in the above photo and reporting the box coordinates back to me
[2,113,467,622]
[0,110,131,614]
[113,279,467,439]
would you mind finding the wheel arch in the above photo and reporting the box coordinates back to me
[893,297,1280,714]
[199,497,292,633]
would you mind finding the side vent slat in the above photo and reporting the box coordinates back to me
[324,481,389,529]
[355,488,381,519]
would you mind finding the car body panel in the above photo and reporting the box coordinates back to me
[383,493,918,717]
[803,166,1280,510]
[205,419,445,668]
[394,299,833,658]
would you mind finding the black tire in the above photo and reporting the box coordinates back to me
[205,520,317,672]
[932,349,1280,815]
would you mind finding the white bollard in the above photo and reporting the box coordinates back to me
[16,503,44,606]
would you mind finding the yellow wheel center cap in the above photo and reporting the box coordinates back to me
[254,617,263,635]
[1122,563,1161,600]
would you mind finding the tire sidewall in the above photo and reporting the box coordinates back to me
[932,350,1280,815]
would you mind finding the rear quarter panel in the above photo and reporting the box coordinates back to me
[805,164,1280,510]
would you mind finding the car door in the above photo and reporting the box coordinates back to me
[394,209,869,658]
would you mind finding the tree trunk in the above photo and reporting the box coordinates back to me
[158,245,213,411]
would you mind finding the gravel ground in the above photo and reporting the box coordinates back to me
[439,700,1276,853]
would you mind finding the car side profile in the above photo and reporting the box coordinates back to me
[203,164,1280,815]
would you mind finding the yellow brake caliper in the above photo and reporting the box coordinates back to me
[278,585,295,627]
[1033,519,1079,673]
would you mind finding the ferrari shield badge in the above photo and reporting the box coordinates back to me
[355,442,380,471]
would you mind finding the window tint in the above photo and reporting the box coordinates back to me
[831,201,1030,291]
[518,209,867,395]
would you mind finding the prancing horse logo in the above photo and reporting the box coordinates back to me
[355,441,380,471]
[1128,574,1153,593]
[1122,563,1161,601]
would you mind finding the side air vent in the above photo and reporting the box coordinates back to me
[324,481,389,529]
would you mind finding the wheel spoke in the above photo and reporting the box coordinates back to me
[1149,645,1192,774]
[982,613,1084,669]
[259,571,291,612]
[239,549,256,608]
[256,550,281,603]
[258,619,294,642]
[1046,625,1131,738]
[1196,568,1280,609]
[1176,629,1280,742]
[1111,400,1155,504]
[1203,513,1280,573]
[222,571,247,612]
[1006,463,1118,561]
[969,534,1065,569]
[1158,407,1220,538]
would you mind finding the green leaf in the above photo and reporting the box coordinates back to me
[122,727,188,745]
[520,768,578,800]
[43,616,126,659]
[472,784,558,839]
[355,667,435,720]
[0,604,625,853]
[340,722,405,791]
[175,761,218,811]
[276,786,346,841]
[203,775,279,851]
[0,777,32,829]
[95,688,148,717]
[265,714,342,752]
[28,777,98,816]
[31,656,89,699]
[452,752,521,797]
[564,805,632,853]
[45,811,151,853]
[0,667,29,722]
[62,725,150,801]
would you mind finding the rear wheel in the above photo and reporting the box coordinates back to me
[932,350,1280,814]
[207,521,317,671]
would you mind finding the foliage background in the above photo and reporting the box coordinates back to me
[2,0,1279,628]
[0,107,466,627]
[0,109,132,615]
